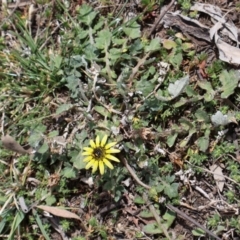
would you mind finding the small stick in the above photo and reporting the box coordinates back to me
[166,204,221,240]
[146,0,175,39]
[120,155,222,240]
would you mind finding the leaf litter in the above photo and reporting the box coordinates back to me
[2,0,240,239]
[162,2,240,64]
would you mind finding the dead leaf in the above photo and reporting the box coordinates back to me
[191,3,238,43]
[209,164,225,192]
[37,205,88,232]
[190,2,240,64]
[169,152,183,168]
[37,205,81,220]
[122,178,132,187]
[132,128,153,140]
[175,32,187,40]
[1,135,31,154]
[161,12,210,42]
[198,60,208,78]
[191,3,223,22]
[162,3,240,65]
[80,176,94,187]
[215,34,240,64]
[47,173,60,187]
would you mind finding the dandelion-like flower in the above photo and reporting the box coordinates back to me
[82,135,120,175]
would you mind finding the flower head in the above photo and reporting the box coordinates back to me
[82,135,120,175]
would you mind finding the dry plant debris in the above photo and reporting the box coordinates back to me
[1,0,240,239]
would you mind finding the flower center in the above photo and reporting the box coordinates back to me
[93,147,104,160]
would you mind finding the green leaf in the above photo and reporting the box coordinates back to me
[162,39,177,49]
[215,225,225,234]
[95,29,112,49]
[109,48,122,63]
[72,152,86,170]
[211,111,229,126]
[135,79,155,97]
[174,97,188,107]
[219,70,239,98]
[8,211,25,240]
[51,54,63,69]
[139,209,160,218]
[33,209,51,240]
[168,75,189,98]
[165,175,175,183]
[195,109,210,123]
[169,52,183,69]
[162,210,176,228]
[78,4,97,26]
[123,21,141,39]
[100,229,107,238]
[155,184,165,193]
[94,105,111,118]
[84,44,97,61]
[77,30,88,39]
[48,130,59,138]
[186,85,198,97]
[0,219,6,234]
[134,195,145,204]
[56,104,73,115]
[28,130,45,148]
[164,183,179,199]
[69,55,88,68]
[155,89,171,101]
[65,75,81,99]
[61,166,76,179]
[89,217,98,227]
[145,38,161,52]
[0,195,8,204]
[197,136,209,152]
[94,18,105,31]
[45,195,56,206]
[182,42,193,51]
[167,133,178,147]
[197,81,215,102]
[37,141,49,154]
[129,39,143,55]
[112,38,127,47]
[179,117,194,129]
[179,128,196,148]
[143,223,163,234]
[192,228,206,237]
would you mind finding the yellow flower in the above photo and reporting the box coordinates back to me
[82,135,120,175]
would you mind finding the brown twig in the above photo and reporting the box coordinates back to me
[166,204,221,240]
[120,155,222,240]
[142,193,173,240]
[146,0,175,39]
[127,51,151,84]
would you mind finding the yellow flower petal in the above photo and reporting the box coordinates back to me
[92,161,98,173]
[86,160,95,169]
[103,159,114,169]
[105,142,117,149]
[99,161,104,175]
[83,135,120,174]
[95,136,100,147]
[83,147,93,153]
[83,156,93,162]
[82,151,92,156]
[105,148,120,154]
[101,135,108,147]
[89,139,96,148]
[105,154,120,162]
